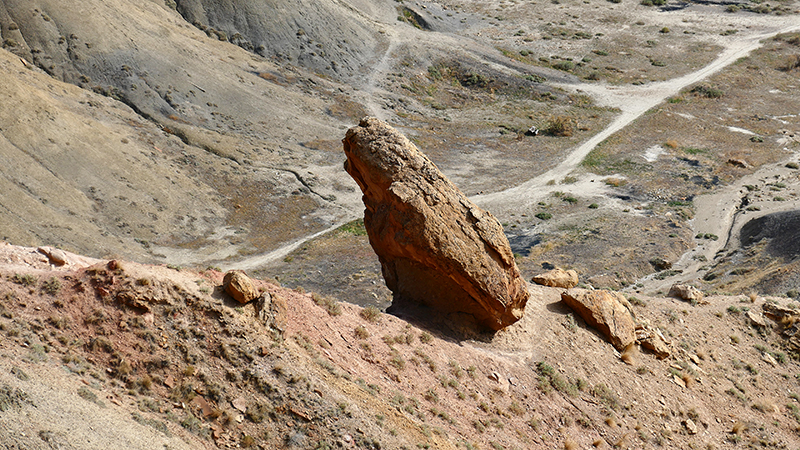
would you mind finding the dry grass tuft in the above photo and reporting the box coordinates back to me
[564,438,579,450]
[620,344,637,365]
[544,116,576,137]
[613,433,630,448]
[683,373,696,388]
[731,421,747,434]
[604,177,627,187]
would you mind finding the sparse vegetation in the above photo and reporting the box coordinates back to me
[691,85,723,98]
[543,116,575,137]
[312,293,342,316]
[360,306,381,323]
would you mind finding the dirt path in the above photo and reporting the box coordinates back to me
[472,22,800,213]
[225,15,800,276]
[638,156,800,293]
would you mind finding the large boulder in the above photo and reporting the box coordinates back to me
[561,288,636,351]
[532,268,579,289]
[343,117,529,331]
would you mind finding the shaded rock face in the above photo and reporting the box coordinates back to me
[561,288,636,351]
[343,117,529,331]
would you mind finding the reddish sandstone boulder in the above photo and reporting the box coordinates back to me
[343,117,529,331]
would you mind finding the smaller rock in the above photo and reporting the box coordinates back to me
[223,270,258,304]
[561,288,636,351]
[38,246,67,266]
[532,268,579,289]
[191,395,214,417]
[668,284,704,304]
[254,292,273,322]
[649,257,672,271]
[635,323,671,359]
[684,418,698,435]
[747,309,767,328]
[231,397,247,413]
[727,158,749,168]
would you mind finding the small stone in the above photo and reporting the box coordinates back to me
[668,284,704,304]
[531,268,579,288]
[727,158,749,168]
[684,418,698,435]
[191,395,214,417]
[232,397,247,413]
[747,310,767,328]
[649,257,672,271]
[223,270,258,304]
[38,246,67,265]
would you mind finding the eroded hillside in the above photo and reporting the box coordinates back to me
[1,244,800,449]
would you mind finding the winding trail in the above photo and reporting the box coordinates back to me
[225,17,800,273]
[473,23,800,211]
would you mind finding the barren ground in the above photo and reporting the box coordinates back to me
[2,243,800,449]
[2,0,800,448]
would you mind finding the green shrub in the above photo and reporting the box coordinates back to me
[552,61,575,71]
[535,212,552,220]
[691,85,723,98]
[339,219,367,236]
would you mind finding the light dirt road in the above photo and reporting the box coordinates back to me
[473,22,800,213]
[228,14,800,275]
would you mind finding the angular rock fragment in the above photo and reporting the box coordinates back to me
[223,270,258,304]
[684,418,698,435]
[561,288,636,351]
[343,117,529,330]
[747,309,767,329]
[635,323,671,359]
[531,268,578,289]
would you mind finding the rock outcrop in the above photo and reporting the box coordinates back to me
[343,117,529,331]
[532,268,578,289]
[561,288,636,351]
[223,270,259,304]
